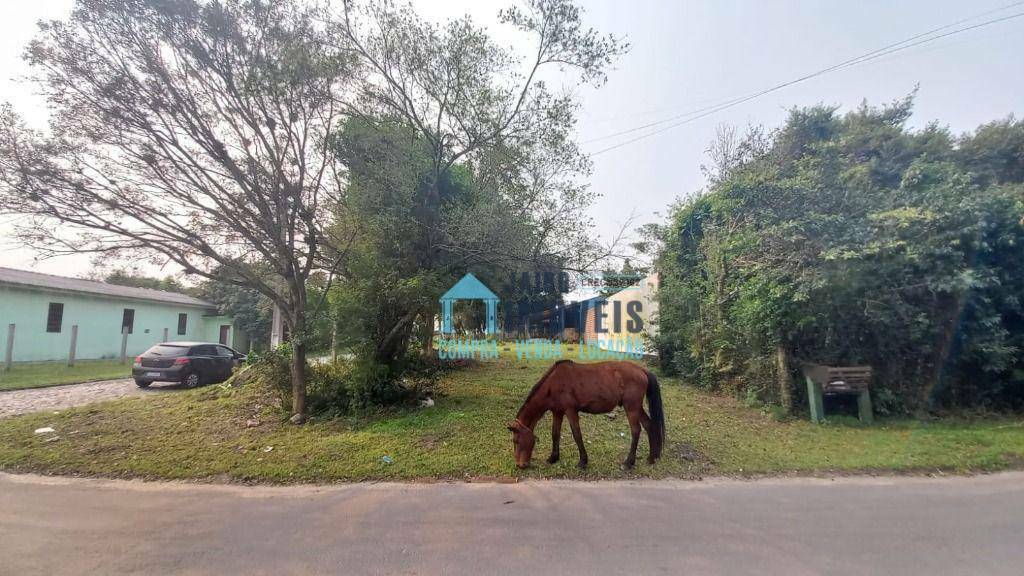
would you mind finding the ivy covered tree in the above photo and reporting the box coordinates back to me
[656,98,1024,413]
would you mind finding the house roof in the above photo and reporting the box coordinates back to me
[440,273,499,301]
[0,267,217,309]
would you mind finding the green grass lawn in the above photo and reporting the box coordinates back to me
[1,354,1023,482]
[0,360,130,391]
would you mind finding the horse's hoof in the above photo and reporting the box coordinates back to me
[547,454,560,464]
[621,460,636,470]
[646,457,657,465]
[577,460,588,470]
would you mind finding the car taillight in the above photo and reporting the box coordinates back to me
[174,357,190,365]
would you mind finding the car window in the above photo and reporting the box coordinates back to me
[145,345,189,357]
[191,345,216,356]
[216,346,235,357]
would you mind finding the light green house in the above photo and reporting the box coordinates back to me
[0,267,246,363]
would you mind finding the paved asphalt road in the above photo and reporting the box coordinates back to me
[2,472,1022,575]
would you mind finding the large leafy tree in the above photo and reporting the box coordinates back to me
[103,270,188,293]
[328,117,582,372]
[332,0,626,365]
[196,276,274,349]
[0,0,353,422]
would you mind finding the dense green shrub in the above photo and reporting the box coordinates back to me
[246,344,438,416]
[656,99,1024,413]
[246,345,296,412]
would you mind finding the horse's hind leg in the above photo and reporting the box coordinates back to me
[566,409,588,469]
[623,408,641,470]
[639,410,656,464]
[548,411,563,464]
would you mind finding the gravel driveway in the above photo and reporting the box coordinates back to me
[0,379,183,419]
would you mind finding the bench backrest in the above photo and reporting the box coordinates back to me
[803,364,872,393]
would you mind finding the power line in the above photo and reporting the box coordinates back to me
[585,3,1024,156]
[589,10,1024,156]
[584,1,1024,146]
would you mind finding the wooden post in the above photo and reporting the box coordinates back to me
[120,326,129,365]
[3,323,13,372]
[163,327,169,343]
[68,325,78,367]
[857,390,874,424]
[806,376,825,424]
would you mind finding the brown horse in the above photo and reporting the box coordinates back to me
[508,359,664,470]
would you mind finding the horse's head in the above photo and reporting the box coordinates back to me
[507,419,536,469]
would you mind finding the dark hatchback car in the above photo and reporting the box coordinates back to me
[132,342,244,388]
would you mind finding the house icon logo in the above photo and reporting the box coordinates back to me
[439,273,499,335]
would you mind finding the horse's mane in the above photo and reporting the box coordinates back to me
[523,359,572,404]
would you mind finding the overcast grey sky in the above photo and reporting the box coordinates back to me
[2,0,1022,277]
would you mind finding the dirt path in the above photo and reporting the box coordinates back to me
[0,379,182,418]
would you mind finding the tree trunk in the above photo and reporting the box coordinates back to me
[374,308,419,364]
[418,308,436,359]
[290,337,308,423]
[286,289,309,424]
[775,344,792,414]
[331,319,338,363]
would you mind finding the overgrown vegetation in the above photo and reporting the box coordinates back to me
[655,97,1024,414]
[2,357,1023,482]
[244,346,438,417]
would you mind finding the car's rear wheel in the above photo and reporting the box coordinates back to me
[134,379,151,388]
[183,372,201,388]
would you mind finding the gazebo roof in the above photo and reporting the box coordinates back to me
[440,273,498,301]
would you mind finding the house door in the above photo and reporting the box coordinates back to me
[219,325,231,345]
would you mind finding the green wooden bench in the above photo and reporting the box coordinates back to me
[802,364,873,424]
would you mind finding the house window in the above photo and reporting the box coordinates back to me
[177,313,188,335]
[46,303,64,333]
[121,308,135,334]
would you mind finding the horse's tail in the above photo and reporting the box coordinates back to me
[644,369,665,460]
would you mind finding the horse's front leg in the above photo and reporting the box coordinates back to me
[548,411,563,464]
[566,409,588,469]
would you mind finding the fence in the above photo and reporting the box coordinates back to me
[2,323,174,370]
